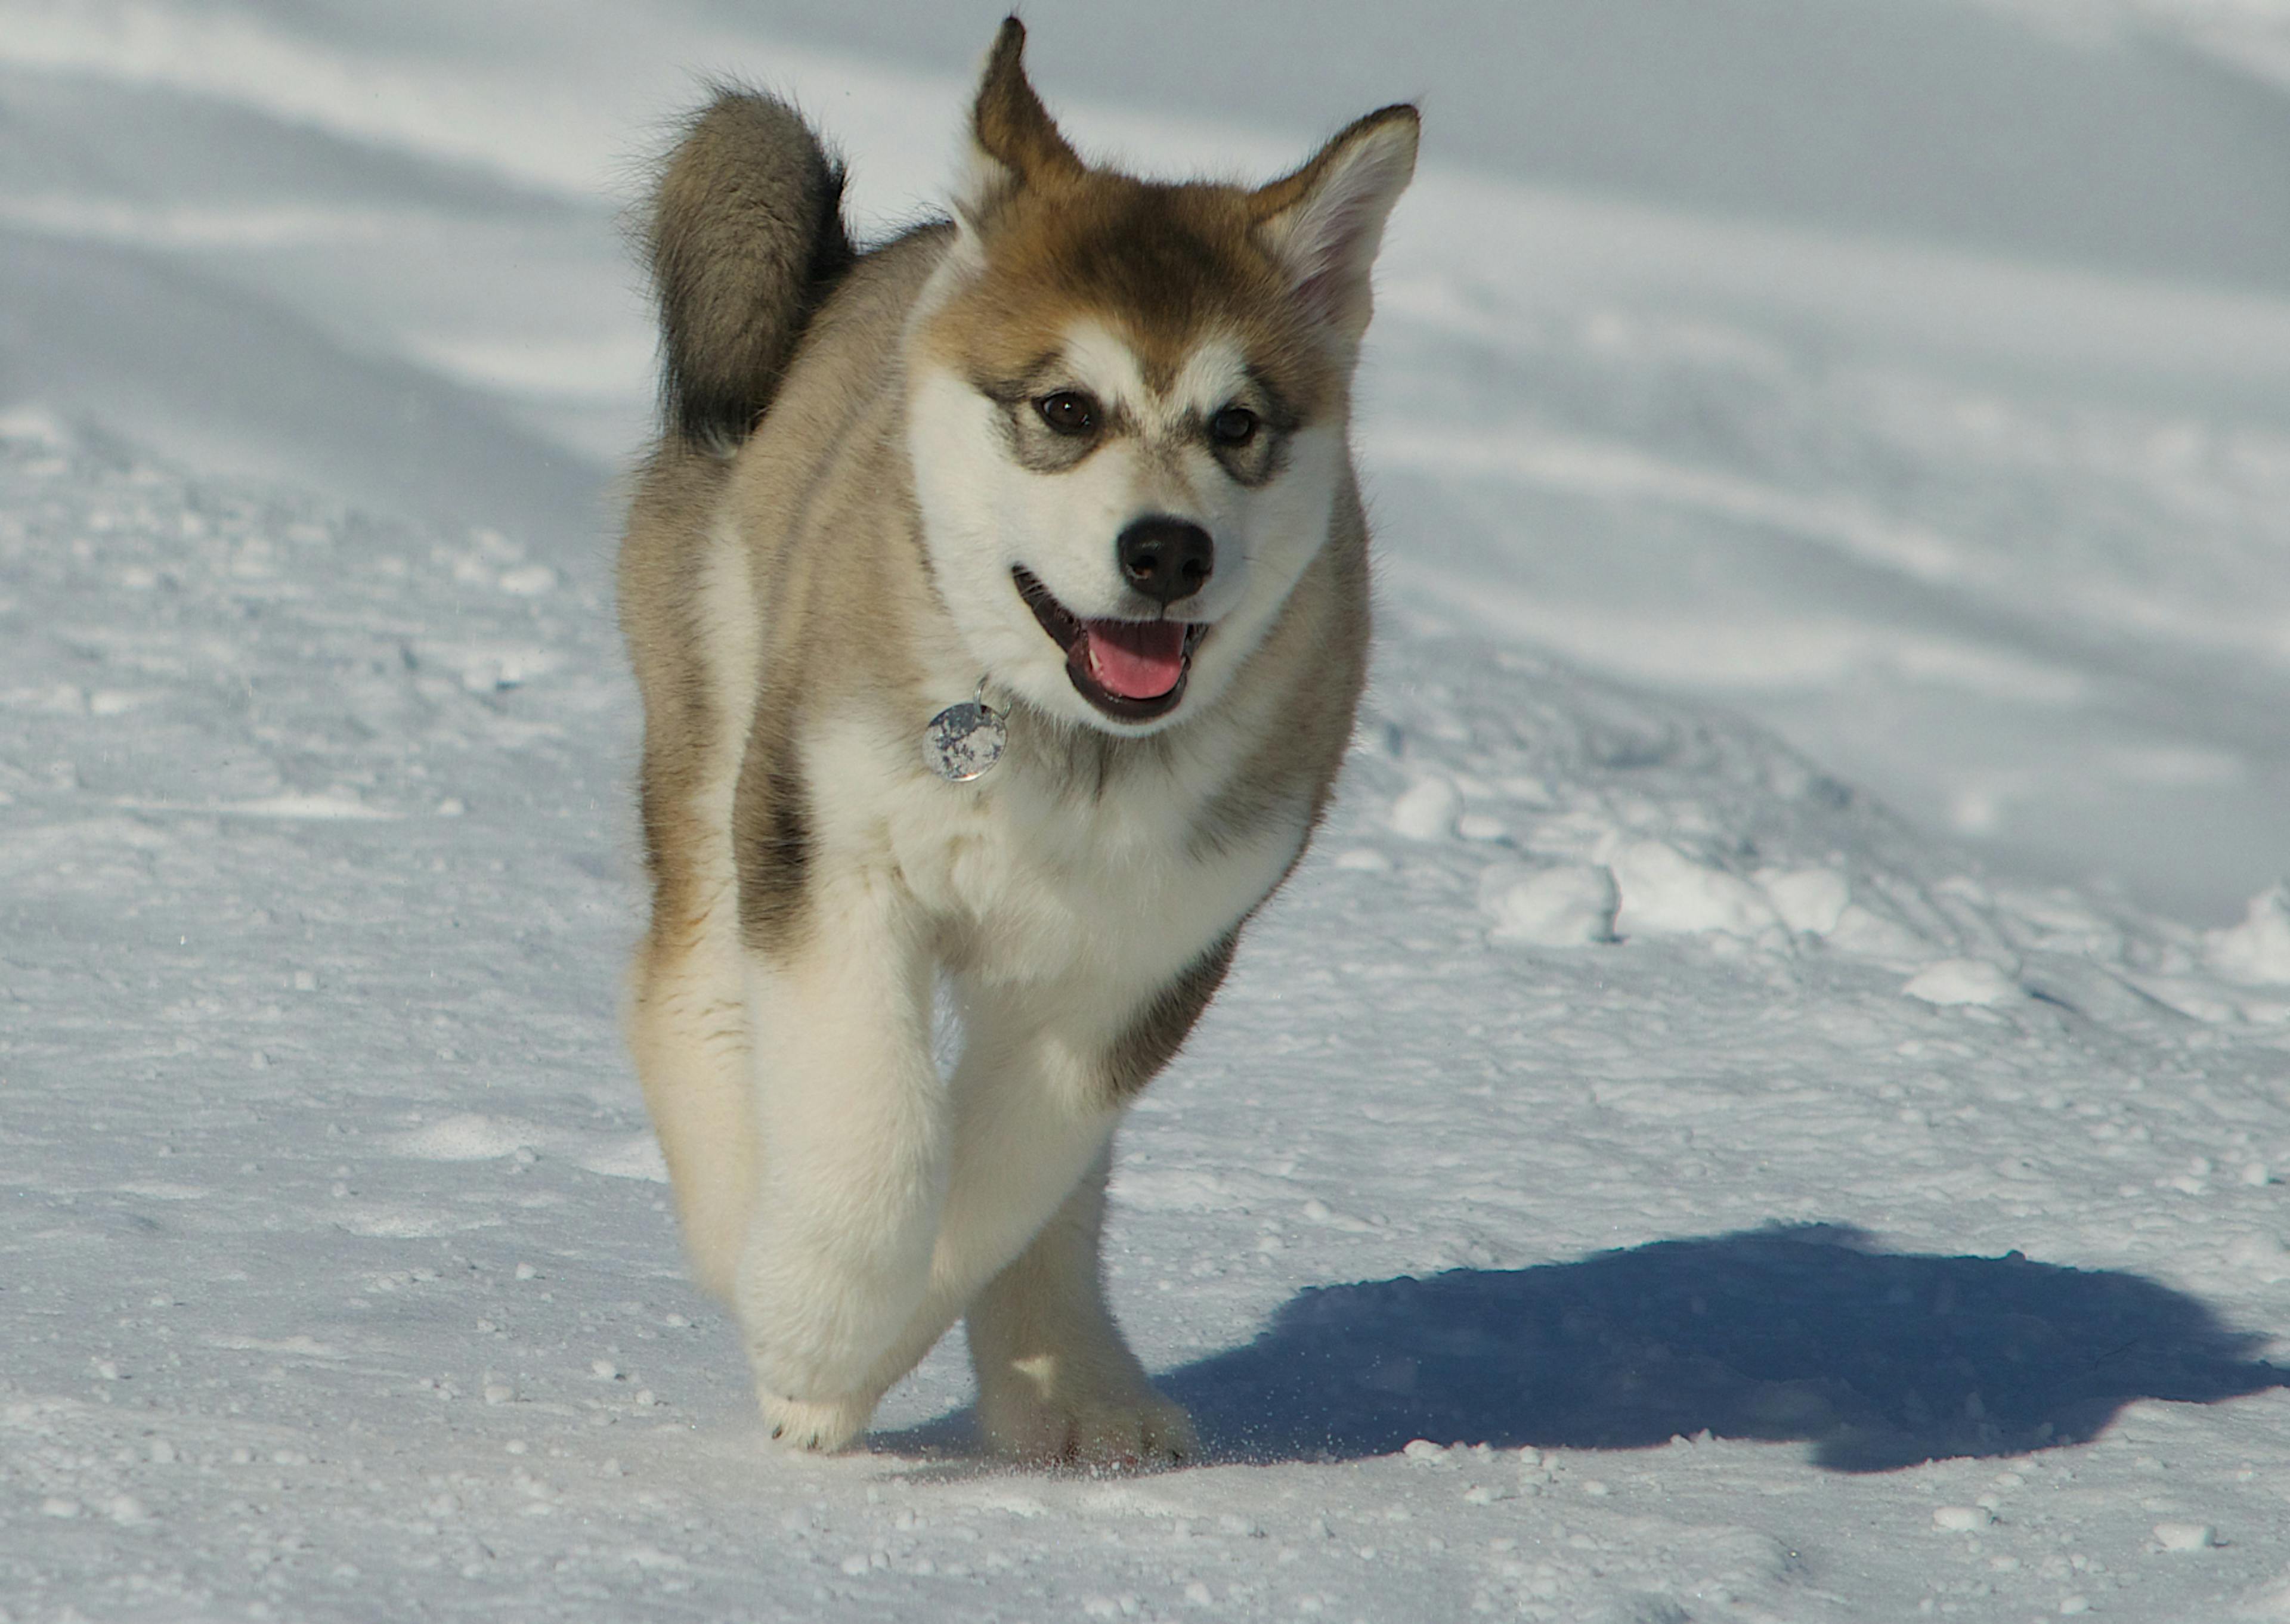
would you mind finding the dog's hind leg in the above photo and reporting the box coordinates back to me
[624,644,759,1303]
[627,895,754,1301]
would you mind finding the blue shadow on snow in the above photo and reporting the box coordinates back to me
[1152,1223,2286,1471]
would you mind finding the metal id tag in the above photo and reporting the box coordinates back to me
[923,684,1008,782]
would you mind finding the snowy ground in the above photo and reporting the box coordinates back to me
[5,4,2290,1620]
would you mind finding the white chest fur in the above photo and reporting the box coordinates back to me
[804,712,1305,993]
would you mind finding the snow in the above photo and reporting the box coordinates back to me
[1901,959,2025,1010]
[5,2,2290,1620]
[2211,885,2290,987]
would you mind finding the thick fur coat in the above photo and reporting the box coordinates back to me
[619,18,1415,1463]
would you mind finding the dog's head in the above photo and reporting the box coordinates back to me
[906,17,1416,735]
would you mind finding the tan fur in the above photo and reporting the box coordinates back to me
[967,18,1085,201]
[644,91,855,450]
[618,17,1412,1461]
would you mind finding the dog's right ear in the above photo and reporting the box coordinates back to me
[955,16,1083,233]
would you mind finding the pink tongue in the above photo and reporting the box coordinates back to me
[1081,619,1187,700]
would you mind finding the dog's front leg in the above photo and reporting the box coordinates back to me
[822,978,1202,1467]
[949,974,1214,1468]
[966,1140,1198,1467]
[734,869,944,1449]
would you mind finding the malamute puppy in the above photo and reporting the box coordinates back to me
[620,17,1415,1464]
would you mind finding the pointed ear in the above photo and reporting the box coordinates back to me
[1252,105,1419,342]
[955,16,1084,230]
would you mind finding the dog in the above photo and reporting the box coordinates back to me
[618,17,1415,1464]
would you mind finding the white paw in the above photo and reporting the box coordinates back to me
[759,1388,876,1454]
[980,1383,1199,1470]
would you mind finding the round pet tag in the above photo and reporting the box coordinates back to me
[923,698,1007,782]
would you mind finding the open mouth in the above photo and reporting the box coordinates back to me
[1012,567,1208,722]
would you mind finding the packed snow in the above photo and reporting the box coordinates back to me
[4,3,2290,1620]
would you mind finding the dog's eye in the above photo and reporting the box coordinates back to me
[1035,390,1100,436]
[1209,406,1259,447]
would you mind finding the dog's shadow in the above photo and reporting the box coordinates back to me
[879,1224,2285,1471]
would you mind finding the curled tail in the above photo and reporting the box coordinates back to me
[646,89,856,453]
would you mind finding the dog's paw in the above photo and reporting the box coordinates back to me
[759,1389,875,1454]
[981,1383,1199,1471]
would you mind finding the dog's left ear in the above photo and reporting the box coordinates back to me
[957,17,1084,231]
[1252,106,1419,343]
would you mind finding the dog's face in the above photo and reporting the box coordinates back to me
[905,21,1415,736]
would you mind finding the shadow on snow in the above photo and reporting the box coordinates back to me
[1158,1224,2285,1471]
[879,1223,2284,1473]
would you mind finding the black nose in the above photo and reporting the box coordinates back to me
[1116,516,1214,606]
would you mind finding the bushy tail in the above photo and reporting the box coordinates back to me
[645,89,855,452]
